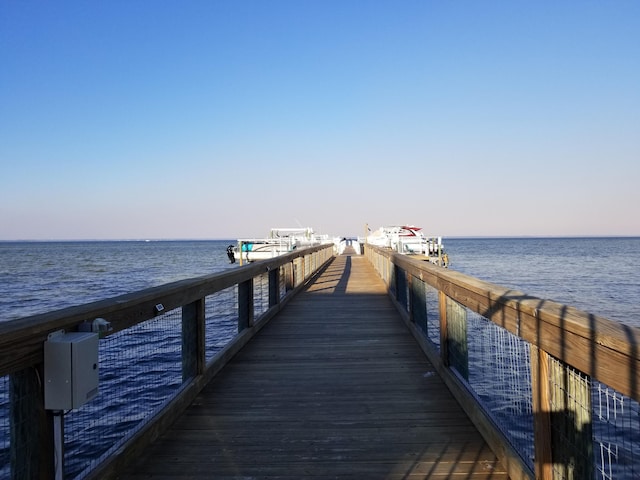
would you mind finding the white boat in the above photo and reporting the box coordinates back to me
[365,225,447,265]
[228,227,334,263]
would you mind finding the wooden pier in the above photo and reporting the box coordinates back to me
[118,254,507,479]
[4,241,639,479]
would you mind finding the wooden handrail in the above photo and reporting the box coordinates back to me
[374,245,640,401]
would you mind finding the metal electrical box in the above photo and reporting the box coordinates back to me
[44,331,99,410]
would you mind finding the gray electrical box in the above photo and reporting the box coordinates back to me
[44,331,99,410]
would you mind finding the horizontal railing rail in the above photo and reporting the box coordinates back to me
[0,243,335,479]
[365,243,640,480]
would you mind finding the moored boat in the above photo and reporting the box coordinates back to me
[229,227,334,263]
[365,225,447,266]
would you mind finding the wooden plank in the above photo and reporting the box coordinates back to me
[116,255,507,479]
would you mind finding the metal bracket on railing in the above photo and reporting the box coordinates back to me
[78,318,112,338]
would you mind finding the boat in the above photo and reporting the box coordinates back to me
[228,227,334,263]
[364,225,447,266]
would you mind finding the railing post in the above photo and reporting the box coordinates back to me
[303,254,308,280]
[389,262,397,299]
[445,297,468,380]
[268,267,279,308]
[530,346,553,480]
[295,258,301,286]
[384,254,387,281]
[548,358,594,479]
[531,346,594,480]
[238,279,254,331]
[10,366,55,480]
[182,298,205,380]
[439,291,449,365]
[291,260,297,288]
[407,273,413,319]
[410,275,427,333]
[395,267,407,311]
[284,262,293,292]
[383,254,387,281]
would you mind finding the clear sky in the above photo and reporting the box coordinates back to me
[1,1,638,240]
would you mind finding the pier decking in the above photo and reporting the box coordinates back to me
[118,254,507,479]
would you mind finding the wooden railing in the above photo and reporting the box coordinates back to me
[0,244,334,480]
[365,244,640,480]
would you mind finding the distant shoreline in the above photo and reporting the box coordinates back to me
[1,235,639,243]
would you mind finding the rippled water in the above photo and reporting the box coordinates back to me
[444,237,640,327]
[2,237,638,325]
[0,240,238,322]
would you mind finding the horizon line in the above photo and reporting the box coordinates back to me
[1,234,639,242]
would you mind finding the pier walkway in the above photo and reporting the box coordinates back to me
[118,254,507,479]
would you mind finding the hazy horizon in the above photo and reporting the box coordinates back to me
[2,234,639,243]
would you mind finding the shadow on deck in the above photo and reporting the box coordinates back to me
[118,255,507,479]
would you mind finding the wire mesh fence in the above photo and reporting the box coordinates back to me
[61,286,263,478]
[64,308,184,478]
[592,381,640,480]
[303,254,311,280]
[279,265,287,300]
[465,308,534,469]
[424,284,441,348]
[253,272,269,319]
[1,376,11,479]
[204,286,238,362]
[407,277,441,349]
[0,375,6,478]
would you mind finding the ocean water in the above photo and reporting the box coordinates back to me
[444,236,640,327]
[1,237,639,326]
[0,240,239,323]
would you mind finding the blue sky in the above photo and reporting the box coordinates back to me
[1,1,638,240]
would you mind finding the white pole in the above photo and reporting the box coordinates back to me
[53,412,64,480]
